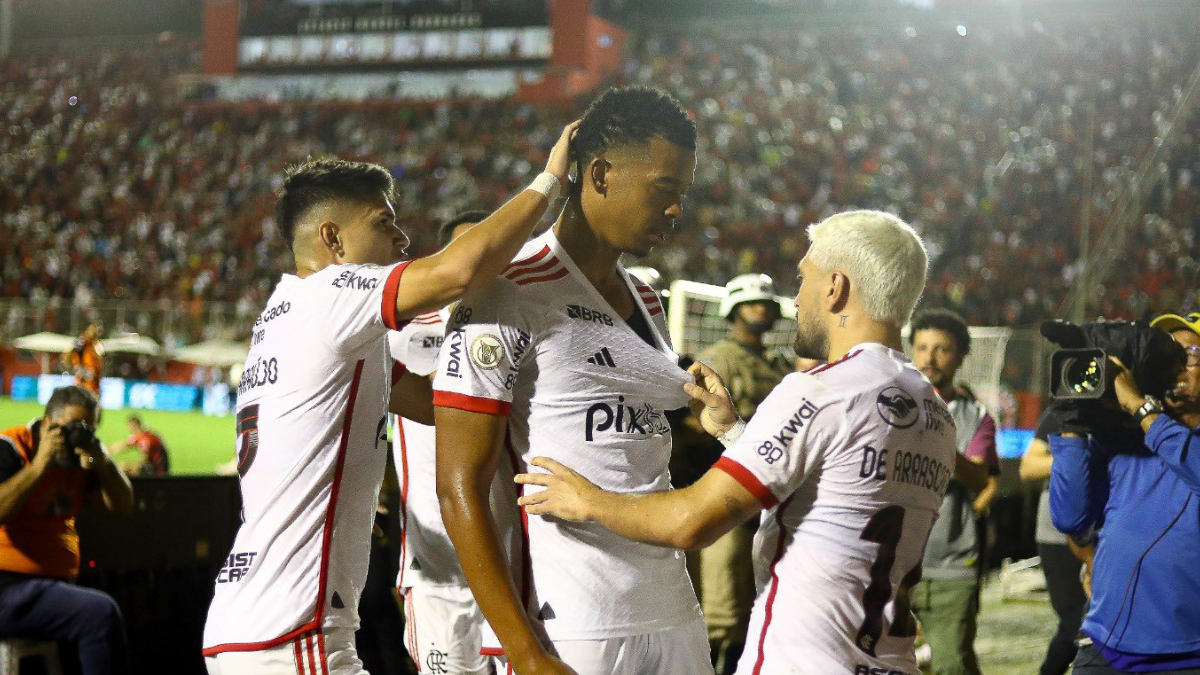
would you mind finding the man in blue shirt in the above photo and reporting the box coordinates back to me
[1050,312,1200,674]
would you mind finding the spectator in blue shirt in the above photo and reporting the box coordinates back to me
[1049,312,1200,674]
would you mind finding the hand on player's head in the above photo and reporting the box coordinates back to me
[544,120,581,188]
[685,361,740,436]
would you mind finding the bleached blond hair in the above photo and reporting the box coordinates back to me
[805,210,928,327]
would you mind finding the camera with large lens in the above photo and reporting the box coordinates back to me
[56,420,97,469]
[1042,319,1183,403]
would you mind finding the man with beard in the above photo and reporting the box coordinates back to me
[514,210,959,675]
[695,274,792,675]
[908,309,999,675]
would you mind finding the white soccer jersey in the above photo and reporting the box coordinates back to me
[432,230,702,642]
[715,343,957,675]
[203,260,410,656]
[387,309,466,588]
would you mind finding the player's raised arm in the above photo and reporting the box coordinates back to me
[393,121,578,321]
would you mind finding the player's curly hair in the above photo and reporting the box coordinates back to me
[275,157,395,252]
[574,86,696,166]
[910,308,972,356]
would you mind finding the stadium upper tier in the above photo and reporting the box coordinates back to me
[3,16,1198,332]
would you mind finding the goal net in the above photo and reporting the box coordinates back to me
[667,279,1013,416]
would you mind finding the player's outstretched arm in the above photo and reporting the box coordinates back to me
[393,121,579,321]
[388,370,434,425]
[436,407,578,675]
[516,457,762,551]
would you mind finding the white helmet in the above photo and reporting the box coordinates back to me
[719,273,781,320]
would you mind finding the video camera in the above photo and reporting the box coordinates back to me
[55,420,97,469]
[1042,319,1183,402]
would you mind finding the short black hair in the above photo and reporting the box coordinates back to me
[128,415,144,428]
[574,86,696,167]
[45,386,99,421]
[275,158,396,252]
[437,210,490,248]
[909,309,971,356]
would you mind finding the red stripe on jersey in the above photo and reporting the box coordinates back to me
[391,361,408,387]
[396,417,410,589]
[714,457,779,509]
[433,390,513,417]
[382,260,413,331]
[305,633,318,675]
[752,496,794,675]
[202,622,318,656]
[809,348,863,375]
[292,639,304,675]
[505,245,551,272]
[315,360,365,622]
[648,307,663,317]
[317,633,329,675]
[506,436,534,617]
[504,256,560,281]
[481,647,505,656]
[514,267,569,286]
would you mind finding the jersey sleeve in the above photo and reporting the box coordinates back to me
[713,373,834,508]
[431,284,536,417]
[320,260,412,353]
[387,313,446,377]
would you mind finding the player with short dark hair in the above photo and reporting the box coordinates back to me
[111,415,170,477]
[434,86,708,675]
[202,123,577,675]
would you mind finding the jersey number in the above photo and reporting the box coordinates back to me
[235,405,259,477]
[855,505,921,657]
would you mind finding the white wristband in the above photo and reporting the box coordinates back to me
[717,418,747,448]
[527,172,561,202]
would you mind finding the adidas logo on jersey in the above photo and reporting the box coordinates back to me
[567,304,614,326]
[586,347,617,367]
[537,602,556,621]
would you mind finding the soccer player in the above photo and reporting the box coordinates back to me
[516,210,959,675]
[202,121,576,675]
[388,210,495,675]
[433,87,711,675]
[111,415,170,476]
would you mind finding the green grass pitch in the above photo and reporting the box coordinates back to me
[0,397,234,475]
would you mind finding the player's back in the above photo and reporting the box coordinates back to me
[204,261,406,655]
[723,343,956,675]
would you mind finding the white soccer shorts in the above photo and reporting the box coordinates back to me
[489,618,712,675]
[204,628,361,675]
[404,585,495,675]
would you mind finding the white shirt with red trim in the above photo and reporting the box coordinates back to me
[715,343,957,675]
[387,308,468,588]
[203,261,410,655]
[431,230,702,642]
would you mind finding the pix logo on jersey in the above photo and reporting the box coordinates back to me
[585,396,671,441]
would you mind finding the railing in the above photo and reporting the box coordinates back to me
[0,299,254,349]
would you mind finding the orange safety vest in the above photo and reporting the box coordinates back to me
[0,422,89,579]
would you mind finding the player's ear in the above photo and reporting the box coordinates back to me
[588,157,610,197]
[318,221,344,257]
[828,270,850,313]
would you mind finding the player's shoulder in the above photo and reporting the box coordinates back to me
[495,238,572,295]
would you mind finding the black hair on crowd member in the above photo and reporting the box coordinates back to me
[574,86,697,169]
[909,308,972,357]
[275,158,395,252]
[437,210,491,248]
[45,386,99,420]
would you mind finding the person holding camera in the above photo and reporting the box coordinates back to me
[1050,313,1200,674]
[0,385,134,674]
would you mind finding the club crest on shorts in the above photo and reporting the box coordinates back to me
[876,386,919,429]
[470,334,504,369]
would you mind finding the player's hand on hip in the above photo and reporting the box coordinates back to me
[515,457,600,523]
[544,120,581,188]
[685,361,739,437]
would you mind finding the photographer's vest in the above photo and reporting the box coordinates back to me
[921,394,989,581]
[0,422,88,579]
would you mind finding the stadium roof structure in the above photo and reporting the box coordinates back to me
[11,332,76,353]
[171,339,250,368]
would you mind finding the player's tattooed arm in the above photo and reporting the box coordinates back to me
[517,458,763,550]
[393,121,579,321]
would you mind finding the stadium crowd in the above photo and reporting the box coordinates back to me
[3,17,1199,333]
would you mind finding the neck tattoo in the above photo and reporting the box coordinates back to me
[839,315,848,328]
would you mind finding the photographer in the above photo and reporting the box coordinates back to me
[0,386,133,674]
[1050,314,1200,674]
